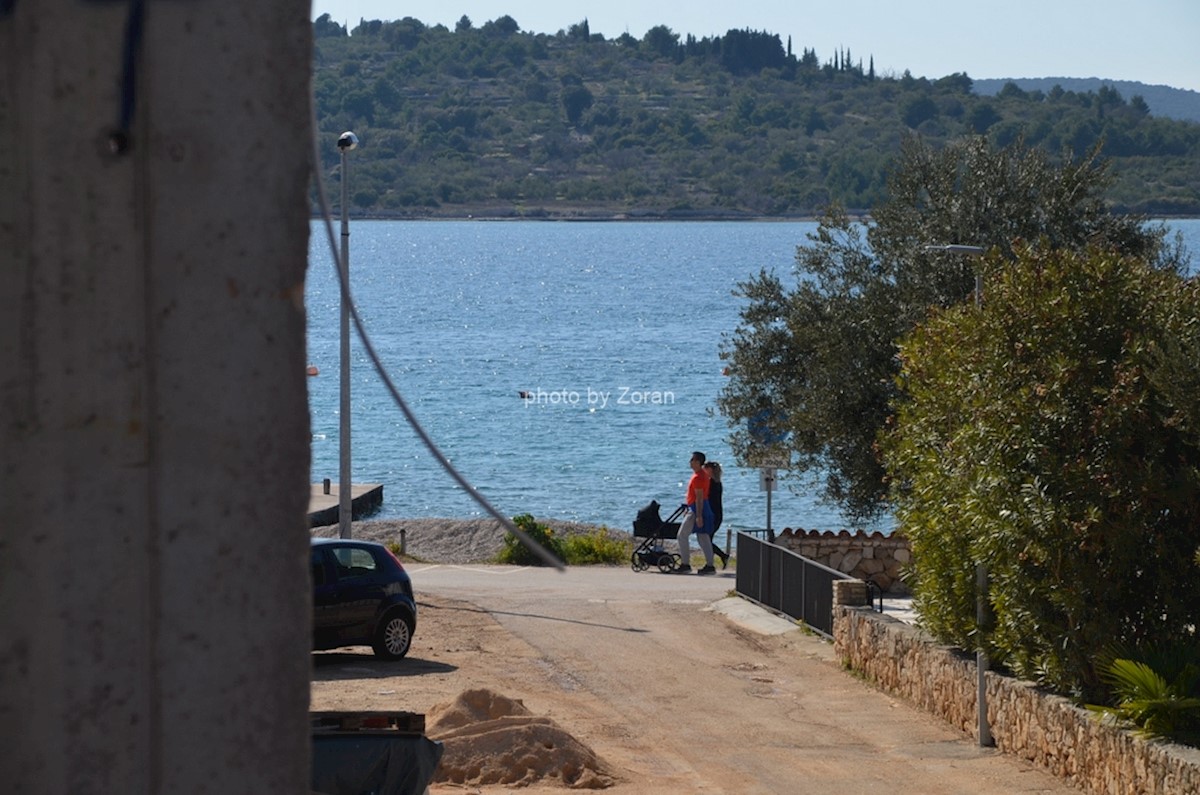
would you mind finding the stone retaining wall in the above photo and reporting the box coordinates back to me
[776,528,911,594]
[833,606,1200,794]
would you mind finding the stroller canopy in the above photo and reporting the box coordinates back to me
[633,500,666,537]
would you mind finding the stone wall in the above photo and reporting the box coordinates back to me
[834,606,1200,794]
[776,528,911,594]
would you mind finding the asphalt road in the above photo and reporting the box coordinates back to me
[387,564,1080,794]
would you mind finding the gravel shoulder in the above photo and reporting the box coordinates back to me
[311,517,624,565]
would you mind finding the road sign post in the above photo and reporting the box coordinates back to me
[748,408,788,544]
[760,467,776,542]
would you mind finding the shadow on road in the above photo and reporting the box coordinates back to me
[422,600,649,634]
[311,651,458,680]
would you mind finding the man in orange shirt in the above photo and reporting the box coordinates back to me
[676,451,717,574]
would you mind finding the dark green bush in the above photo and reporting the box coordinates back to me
[498,515,631,566]
[497,513,566,566]
[885,245,1200,699]
[1087,640,1200,747]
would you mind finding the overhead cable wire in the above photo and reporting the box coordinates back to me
[307,95,565,571]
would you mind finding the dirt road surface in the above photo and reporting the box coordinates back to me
[311,564,1079,794]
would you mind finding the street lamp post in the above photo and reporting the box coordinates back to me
[337,131,358,539]
[926,244,985,306]
[925,242,992,746]
[976,562,992,747]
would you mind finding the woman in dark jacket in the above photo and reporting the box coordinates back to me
[704,461,730,569]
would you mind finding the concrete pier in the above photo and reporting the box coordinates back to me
[308,482,385,526]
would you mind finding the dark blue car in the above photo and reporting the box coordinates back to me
[311,538,417,659]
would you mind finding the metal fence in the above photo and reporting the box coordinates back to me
[734,531,852,637]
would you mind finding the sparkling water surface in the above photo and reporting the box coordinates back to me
[307,219,1200,534]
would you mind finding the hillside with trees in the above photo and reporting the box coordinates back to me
[312,14,1200,218]
[972,77,1200,124]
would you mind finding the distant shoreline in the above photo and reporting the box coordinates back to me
[311,209,1198,223]
[312,211,831,223]
[309,201,841,223]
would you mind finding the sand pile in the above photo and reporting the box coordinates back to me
[427,689,614,789]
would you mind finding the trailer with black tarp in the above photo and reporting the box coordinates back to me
[311,711,442,795]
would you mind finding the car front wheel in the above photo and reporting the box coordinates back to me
[372,610,414,659]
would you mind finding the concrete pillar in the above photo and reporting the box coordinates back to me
[0,1,312,792]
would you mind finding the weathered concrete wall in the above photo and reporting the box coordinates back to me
[777,528,911,593]
[0,1,313,792]
[834,607,1200,794]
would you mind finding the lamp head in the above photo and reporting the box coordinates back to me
[337,131,359,151]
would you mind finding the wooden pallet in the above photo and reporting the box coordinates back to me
[311,710,425,735]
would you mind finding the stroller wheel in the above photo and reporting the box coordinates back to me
[657,554,677,574]
[631,551,647,572]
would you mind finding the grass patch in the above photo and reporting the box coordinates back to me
[561,527,630,564]
[496,514,631,566]
[385,540,427,564]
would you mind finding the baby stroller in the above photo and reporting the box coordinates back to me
[631,500,685,573]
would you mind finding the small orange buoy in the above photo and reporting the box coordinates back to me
[306,365,320,377]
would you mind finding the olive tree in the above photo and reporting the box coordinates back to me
[717,134,1184,520]
[884,245,1200,698]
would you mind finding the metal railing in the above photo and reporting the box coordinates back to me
[734,531,852,637]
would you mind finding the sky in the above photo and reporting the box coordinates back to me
[310,0,1200,93]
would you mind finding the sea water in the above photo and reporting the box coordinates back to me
[306,218,1200,534]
